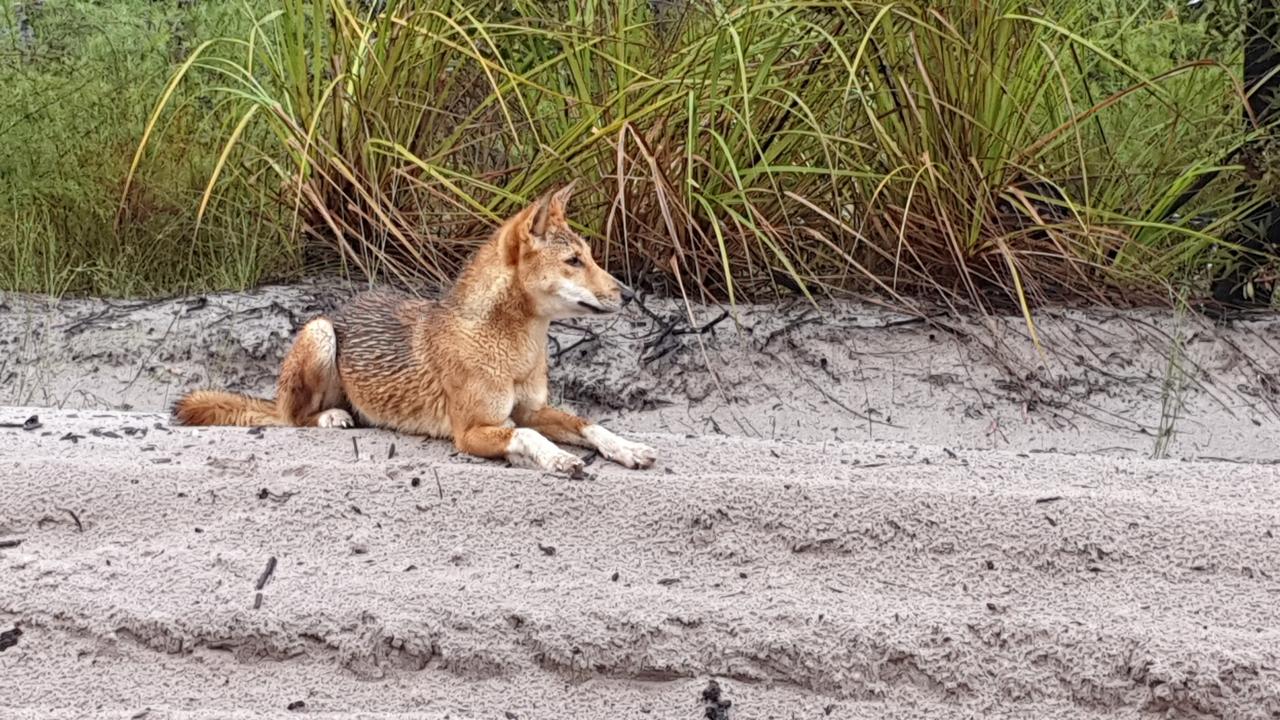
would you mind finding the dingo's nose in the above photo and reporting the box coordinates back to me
[618,282,635,306]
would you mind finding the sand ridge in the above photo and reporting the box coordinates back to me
[3,409,1280,718]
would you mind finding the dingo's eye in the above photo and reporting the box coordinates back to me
[565,255,583,268]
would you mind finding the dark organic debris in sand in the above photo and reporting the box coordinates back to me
[548,322,600,360]
[257,488,297,503]
[702,679,733,720]
[0,414,41,431]
[0,626,22,652]
[57,507,84,533]
[637,305,730,366]
[255,556,278,591]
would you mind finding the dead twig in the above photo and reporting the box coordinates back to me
[759,310,820,350]
[56,507,83,533]
[549,322,601,361]
[255,556,278,591]
[639,306,730,364]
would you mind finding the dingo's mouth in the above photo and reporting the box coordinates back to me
[577,300,613,314]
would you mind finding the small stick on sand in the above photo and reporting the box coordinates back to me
[352,437,360,461]
[433,469,443,500]
[57,508,83,533]
[255,556,277,591]
[0,538,23,549]
[253,592,263,610]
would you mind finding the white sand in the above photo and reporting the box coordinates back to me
[2,284,1279,718]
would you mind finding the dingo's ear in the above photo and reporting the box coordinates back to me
[550,180,576,219]
[522,191,555,239]
[502,191,552,265]
[520,182,576,238]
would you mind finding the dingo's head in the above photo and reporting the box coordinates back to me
[501,182,633,319]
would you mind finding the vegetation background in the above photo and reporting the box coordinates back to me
[1,0,1276,316]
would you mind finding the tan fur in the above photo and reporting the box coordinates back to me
[173,390,283,427]
[174,184,657,476]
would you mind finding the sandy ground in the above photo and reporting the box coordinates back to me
[2,282,1280,718]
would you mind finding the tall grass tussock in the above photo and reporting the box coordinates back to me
[0,1,299,296]
[7,0,1277,314]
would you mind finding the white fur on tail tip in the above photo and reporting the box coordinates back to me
[507,428,584,477]
[317,409,354,428]
[583,425,657,469]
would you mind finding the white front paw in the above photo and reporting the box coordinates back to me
[317,409,354,428]
[583,425,657,469]
[545,450,586,478]
[509,428,585,478]
[604,439,657,469]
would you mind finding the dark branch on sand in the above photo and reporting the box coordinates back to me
[56,508,83,533]
[255,556,278,591]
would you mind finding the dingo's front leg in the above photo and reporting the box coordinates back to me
[506,427,586,477]
[450,386,585,478]
[515,405,657,470]
[453,424,585,478]
[581,422,657,470]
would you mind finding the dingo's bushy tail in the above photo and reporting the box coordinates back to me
[174,390,283,427]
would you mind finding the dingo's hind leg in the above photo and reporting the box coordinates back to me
[277,318,353,428]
